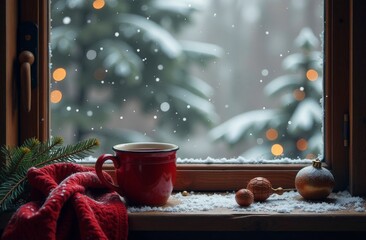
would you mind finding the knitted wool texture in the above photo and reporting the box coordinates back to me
[1,163,128,240]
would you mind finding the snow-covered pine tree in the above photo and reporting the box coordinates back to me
[210,28,323,160]
[50,0,221,153]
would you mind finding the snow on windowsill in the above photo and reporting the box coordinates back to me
[127,191,365,214]
[77,156,314,164]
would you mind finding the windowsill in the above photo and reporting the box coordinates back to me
[2,199,365,235]
[88,164,366,238]
[128,207,366,232]
[128,193,366,232]
[1,190,365,239]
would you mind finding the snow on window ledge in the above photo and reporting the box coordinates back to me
[176,157,313,164]
[127,191,365,214]
[76,156,314,164]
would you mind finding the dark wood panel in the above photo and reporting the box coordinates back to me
[128,209,366,232]
[349,0,366,196]
[0,0,19,149]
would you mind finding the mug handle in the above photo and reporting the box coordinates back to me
[95,154,120,192]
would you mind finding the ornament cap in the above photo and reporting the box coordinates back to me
[312,159,322,169]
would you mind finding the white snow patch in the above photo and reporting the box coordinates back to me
[127,191,365,214]
[76,156,313,164]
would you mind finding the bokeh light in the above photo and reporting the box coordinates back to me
[50,90,62,103]
[52,68,67,81]
[293,89,305,101]
[266,128,278,141]
[271,144,284,156]
[296,138,308,151]
[306,153,316,159]
[306,69,318,81]
[93,0,105,9]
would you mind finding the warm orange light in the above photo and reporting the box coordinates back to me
[271,144,283,156]
[266,128,278,141]
[53,68,67,81]
[306,69,318,81]
[293,89,305,101]
[296,138,308,151]
[50,90,62,103]
[93,0,105,9]
[306,153,316,159]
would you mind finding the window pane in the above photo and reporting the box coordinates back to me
[50,0,324,160]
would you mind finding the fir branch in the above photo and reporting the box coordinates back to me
[30,137,62,162]
[0,145,14,168]
[0,175,27,212]
[0,147,10,182]
[33,138,99,168]
[0,137,99,213]
[6,147,31,178]
[0,147,28,184]
[22,138,41,151]
[1,146,11,164]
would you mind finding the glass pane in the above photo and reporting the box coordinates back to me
[50,0,324,161]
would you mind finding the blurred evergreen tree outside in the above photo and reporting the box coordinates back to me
[50,0,323,160]
[50,0,222,153]
[210,28,323,160]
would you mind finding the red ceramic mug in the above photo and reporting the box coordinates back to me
[95,142,179,206]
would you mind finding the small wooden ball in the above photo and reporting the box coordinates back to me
[247,177,273,202]
[235,188,254,207]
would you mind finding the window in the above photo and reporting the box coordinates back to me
[1,0,366,196]
[50,0,324,160]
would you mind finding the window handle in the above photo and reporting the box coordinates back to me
[19,51,35,112]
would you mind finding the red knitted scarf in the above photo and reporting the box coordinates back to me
[2,163,128,240]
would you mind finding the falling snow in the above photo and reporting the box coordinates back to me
[51,0,326,160]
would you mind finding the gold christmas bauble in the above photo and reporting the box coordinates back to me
[295,159,335,200]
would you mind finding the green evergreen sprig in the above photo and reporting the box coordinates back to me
[0,137,99,213]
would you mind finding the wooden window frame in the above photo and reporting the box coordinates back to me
[1,0,365,196]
